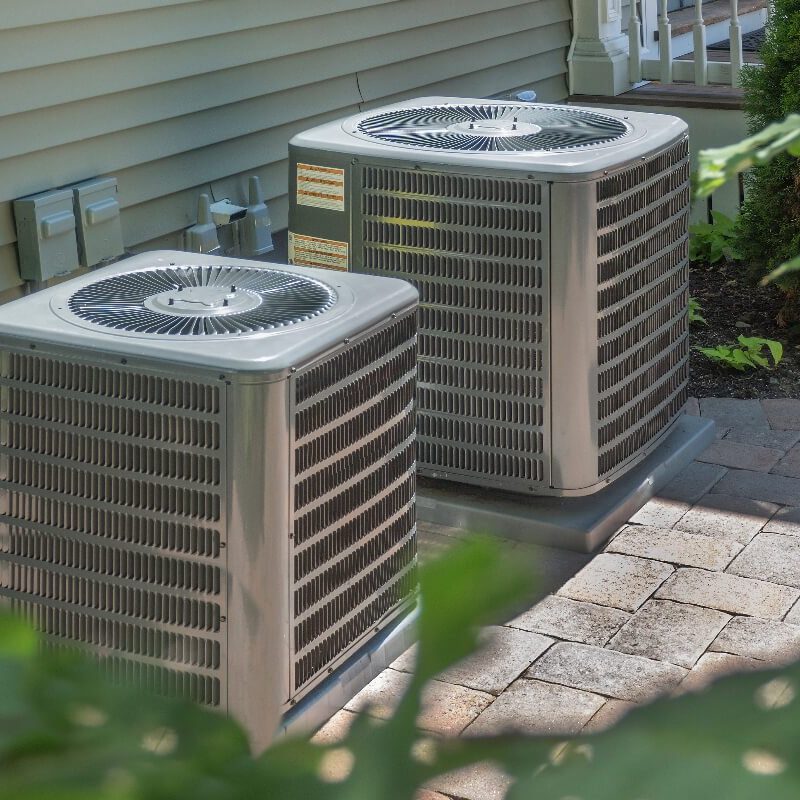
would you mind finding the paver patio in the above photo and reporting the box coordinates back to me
[315,398,800,799]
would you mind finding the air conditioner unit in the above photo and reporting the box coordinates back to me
[0,251,418,750]
[288,97,690,496]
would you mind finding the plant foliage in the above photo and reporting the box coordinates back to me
[4,536,800,799]
[730,0,800,286]
[688,211,742,264]
[696,335,783,371]
[688,296,707,325]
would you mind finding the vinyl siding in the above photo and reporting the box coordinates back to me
[0,0,571,298]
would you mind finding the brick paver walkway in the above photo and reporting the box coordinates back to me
[315,398,800,799]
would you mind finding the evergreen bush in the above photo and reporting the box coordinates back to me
[736,0,800,300]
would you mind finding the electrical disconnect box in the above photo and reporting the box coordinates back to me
[13,189,80,282]
[72,178,124,268]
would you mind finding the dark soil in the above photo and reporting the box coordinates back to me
[689,259,800,398]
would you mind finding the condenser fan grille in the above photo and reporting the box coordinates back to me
[66,265,337,336]
[355,103,629,152]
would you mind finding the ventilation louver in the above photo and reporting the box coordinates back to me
[0,251,419,751]
[289,96,690,497]
[354,103,629,152]
[66,265,336,336]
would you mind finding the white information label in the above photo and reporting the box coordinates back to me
[289,232,349,272]
[296,163,345,212]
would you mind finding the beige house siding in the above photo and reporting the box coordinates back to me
[0,0,571,298]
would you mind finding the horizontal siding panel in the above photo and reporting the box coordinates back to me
[0,0,400,73]
[0,0,570,294]
[0,2,202,31]
[0,0,538,117]
[358,23,570,102]
[0,0,568,163]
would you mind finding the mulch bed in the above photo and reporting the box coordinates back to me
[688,258,800,398]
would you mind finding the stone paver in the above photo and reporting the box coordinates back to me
[697,439,783,473]
[762,398,800,431]
[785,598,800,625]
[629,497,691,528]
[727,532,800,589]
[764,506,800,536]
[699,398,770,430]
[557,554,673,612]
[772,445,800,479]
[709,616,800,663]
[675,493,778,544]
[343,398,800,762]
[465,678,605,736]
[684,397,700,416]
[508,595,631,646]
[527,642,686,702]
[606,525,742,569]
[657,461,728,504]
[581,699,638,733]
[312,708,359,745]
[655,567,799,619]
[608,599,730,668]
[436,626,554,696]
[426,763,512,800]
[724,428,800,451]
[679,652,764,693]
[712,468,800,506]
[346,670,493,735]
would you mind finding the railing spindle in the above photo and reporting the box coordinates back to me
[729,0,744,86]
[659,0,673,83]
[629,0,643,83]
[694,0,708,85]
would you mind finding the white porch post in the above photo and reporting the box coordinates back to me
[569,0,631,96]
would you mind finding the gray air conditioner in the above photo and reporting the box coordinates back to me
[288,97,690,496]
[0,251,418,751]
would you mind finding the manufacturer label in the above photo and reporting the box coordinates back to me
[296,163,345,212]
[289,232,349,272]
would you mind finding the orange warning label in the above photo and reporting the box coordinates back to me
[289,232,349,272]
[296,163,345,212]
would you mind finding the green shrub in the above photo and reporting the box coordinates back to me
[4,537,800,799]
[736,0,800,288]
[696,335,783,370]
[689,211,742,264]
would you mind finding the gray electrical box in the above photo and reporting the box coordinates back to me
[73,177,124,267]
[14,189,80,282]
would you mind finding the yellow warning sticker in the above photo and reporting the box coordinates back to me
[296,163,345,212]
[289,232,349,272]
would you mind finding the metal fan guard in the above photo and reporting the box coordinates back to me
[354,103,630,152]
[63,265,338,337]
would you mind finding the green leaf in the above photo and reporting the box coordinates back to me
[695,114,800,198]
[504,665,800,800]
[761,255,800,285]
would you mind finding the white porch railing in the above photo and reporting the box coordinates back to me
[627,0,769,88]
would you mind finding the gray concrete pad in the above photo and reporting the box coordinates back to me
[417,416,715,552]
